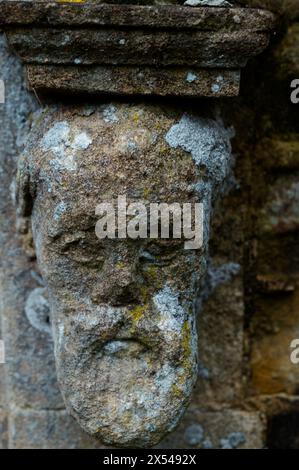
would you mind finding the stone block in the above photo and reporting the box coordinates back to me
[195,276,244,405]
[250,287,299,396]
[158,408,266,449]
[9,409,108,449]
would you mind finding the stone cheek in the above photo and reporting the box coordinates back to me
[15,102,234,447]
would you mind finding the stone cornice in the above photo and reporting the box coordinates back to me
[0,2,276,98]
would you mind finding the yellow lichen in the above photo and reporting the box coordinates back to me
[140,285,150,303]
[180,320,193,374]
[129,303,148,323]
[171,383,184,399]
[132,112,140,124]
[115,261,125,270]
[144,265,158,281]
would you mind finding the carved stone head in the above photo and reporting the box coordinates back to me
[16,103,233,447]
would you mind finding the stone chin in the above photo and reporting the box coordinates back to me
[51,294,198,448]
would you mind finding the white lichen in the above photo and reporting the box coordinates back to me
[184,424,204,446]
[186,72,198,83]
[165,113,233,191]
[71,132,92,150]
[42,121,70,157]
[211,83,221,93]
[25,287,52,335]
[53,201,68,221]
[153,285,186,333]
[220,432,246,449]
[42,122,92,172]
[102,104,119,123]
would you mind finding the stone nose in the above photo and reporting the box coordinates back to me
[91,259,140,306]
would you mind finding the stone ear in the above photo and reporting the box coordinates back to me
[15,152,36,259]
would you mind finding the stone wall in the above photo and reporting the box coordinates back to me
[0,1,299,448]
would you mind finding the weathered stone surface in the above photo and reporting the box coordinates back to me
[0,409,8,449]
[158,408,266,449]
[237,0,299,18]
[250,286,299,396]
[0,38,61,407]
[0,33,110,449]
[258,178,299,235]
[0,3,276,32]
[0,325,5,409]
[15,102,234,447]
[27,66,240,98]
[7,28,270,68]
[223,1,299,445]
[0,35,62,410]
[274,23,299,80]
[0,3,275,97]
[9,409,107,449]
[256,137,299,170]
[2,276,64,409]
[195,275,244,404]
[1,0,299,451]
[0,369,5,409]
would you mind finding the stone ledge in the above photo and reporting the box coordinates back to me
[0,2,276,97]
[27,65,241,97]
[0,2,276,31]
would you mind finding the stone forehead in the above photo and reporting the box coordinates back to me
[24,103,233,213]
[29,104,208,200]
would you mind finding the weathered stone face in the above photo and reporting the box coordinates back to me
[16,102,233,447]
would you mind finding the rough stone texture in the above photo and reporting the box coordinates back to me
[0,33,39,449]
[0,3,276,31]
[0,3,275,97]
[195,275,244,404]
[27,66,241,98]
[9,409,107,449]
[250,289,299,396]
[0,34,129,449]
[237,1,298,16]
[0,409,8,449]
[0,329,5,409]
[1,0,299,451]
[0,34,62,410]
[274,22,299,79]
[7,28,270,68]
[220,0,299,449]
[158,408,265,449]
[15,102,234,447]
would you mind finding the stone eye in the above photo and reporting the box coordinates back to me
[140,241,183,265]
[56,236,106,268]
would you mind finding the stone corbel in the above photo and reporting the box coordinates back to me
[0,2,275,448]
[0,2,275,98]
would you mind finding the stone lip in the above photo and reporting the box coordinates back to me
[0,2,276,97]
